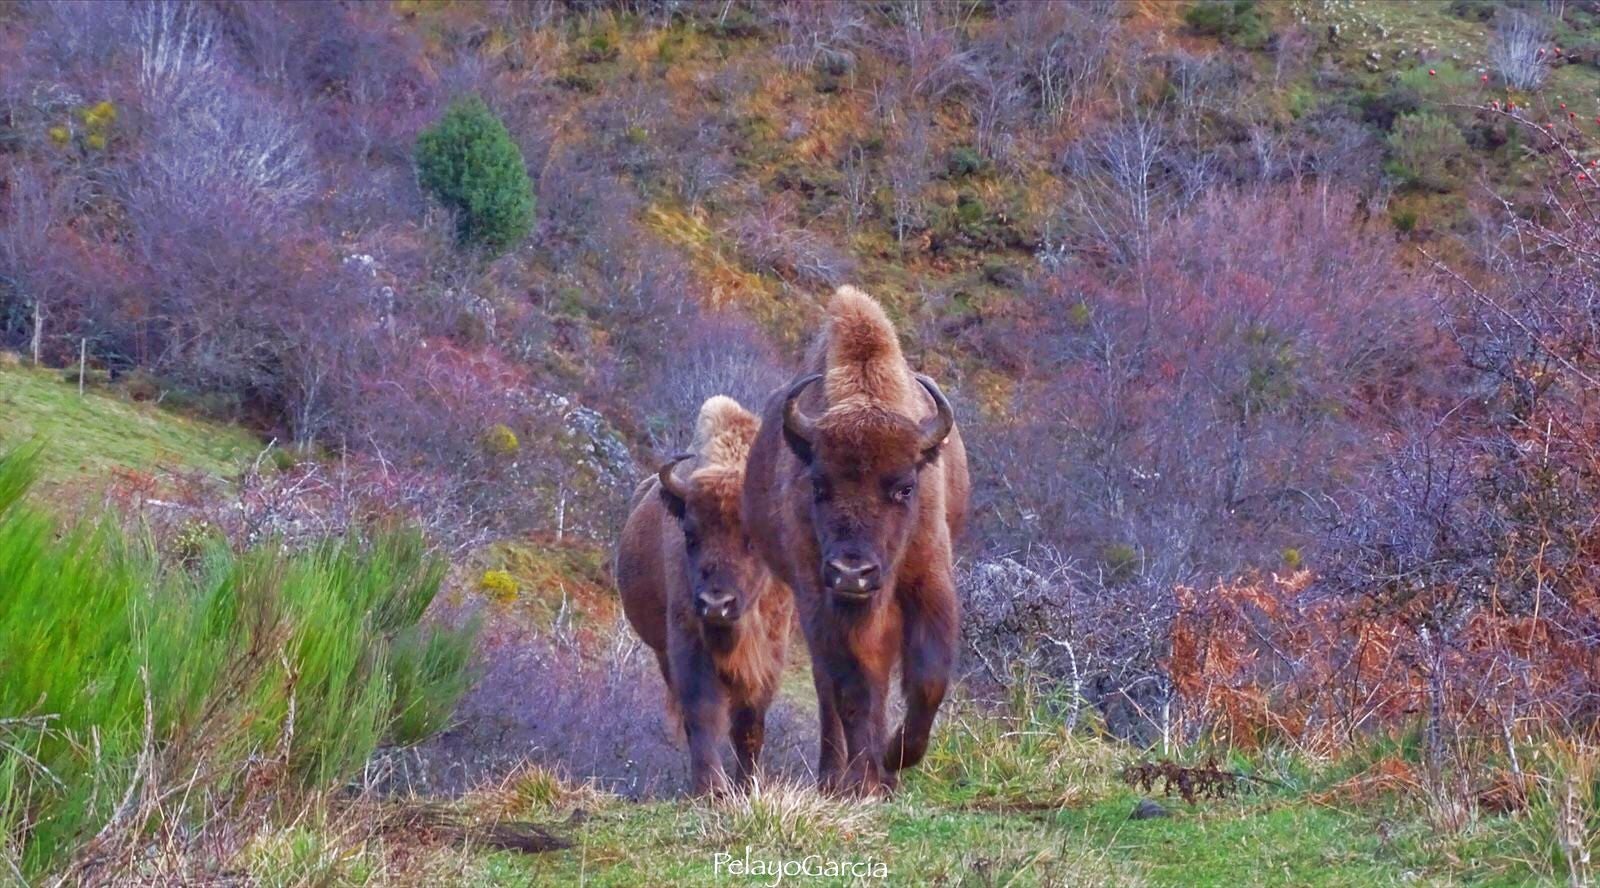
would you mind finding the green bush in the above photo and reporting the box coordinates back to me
[1395,62,1476,103]
[946,146,984,178]
[415,97,535,254]
[1184,0,1268,48]
[0,445,477,878]
[1385,111,1470,192]
[1391,206,1420,233]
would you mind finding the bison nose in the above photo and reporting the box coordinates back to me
[696,589,740,625]
[823,557,881,598]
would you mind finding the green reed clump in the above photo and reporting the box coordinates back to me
[0,445,477,878]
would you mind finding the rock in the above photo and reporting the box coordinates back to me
[1130,798,1171,820]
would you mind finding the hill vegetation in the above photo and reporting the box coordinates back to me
[0,364,259,487]
[6,0,1600,883]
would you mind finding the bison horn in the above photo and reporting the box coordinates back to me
[657,453,695,503]
[915,374,955,453]
[782,373,824,448]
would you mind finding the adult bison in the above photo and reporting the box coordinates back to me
[616,396,794,795]
[743,286,969,795]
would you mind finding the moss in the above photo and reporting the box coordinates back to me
[479,568,520,604]
[480,539,615,625]
[480,422,518,457]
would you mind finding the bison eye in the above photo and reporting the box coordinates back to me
[683,529,701,551]
[890,481,916,504]
[812,477,833,503]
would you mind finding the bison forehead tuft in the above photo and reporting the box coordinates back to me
[815,404,924,467]
[686,465,746,521]
[693,396,760,469]
[824,286,915,406]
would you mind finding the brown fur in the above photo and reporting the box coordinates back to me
[615,396,794,795]
[744,286,970,796]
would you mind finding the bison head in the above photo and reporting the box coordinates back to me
[781,373,954,605]
[657,455,763,628]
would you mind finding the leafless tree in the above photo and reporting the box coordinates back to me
[1062,98,1170,266]
[133,0,220,113]
[132,82,316,229]
[728,198,856,288]
[968,62,1027,165]
[1272,24,1316,88]
[0,165,70,365]
[840,143,873,232]
[772,0,865,74]
[641,313,787,455]
[1490,8,1552,91]
[983,0,1119,122]
[885,103,933,248]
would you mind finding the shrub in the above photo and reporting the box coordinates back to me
[415,97,535,254]
[0,446,477,878]
[1386,112,1469,192]
[946,146,983,178]
[1184,0,1267,49]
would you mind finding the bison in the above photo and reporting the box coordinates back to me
[616,396,794,795]
[743,286,969,795]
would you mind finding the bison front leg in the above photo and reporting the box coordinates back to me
[885,579,957,774]
[809,661,848,791]
[673,648,731,796]
[730,703,767,789]
[830,656,893,796]
[683,699,732,795]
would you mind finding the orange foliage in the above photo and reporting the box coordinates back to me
[1168,571,1600,754]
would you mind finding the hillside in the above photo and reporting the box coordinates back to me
[0,362,259,487]
[6,0,1600,883]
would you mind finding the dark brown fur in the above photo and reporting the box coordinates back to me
[743,287,970,795]
[616,397,794,795]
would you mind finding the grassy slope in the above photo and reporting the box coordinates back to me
[409,720,1541,888]
[0,364,260,486]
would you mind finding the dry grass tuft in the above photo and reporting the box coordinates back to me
[477,762,611,820]
[688,778,885,851]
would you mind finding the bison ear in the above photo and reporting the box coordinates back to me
[659,485,686,519]
[782,426,815,465]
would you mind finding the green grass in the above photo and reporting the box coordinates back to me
[0,445,477,878]
[432,766,1467,887]
[0,364,260,486]
[385,703,1554,887]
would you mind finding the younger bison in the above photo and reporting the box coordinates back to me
[616,396,794,795]
[743,286,970,795]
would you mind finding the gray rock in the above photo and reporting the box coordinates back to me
[1131,798,1171,820]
